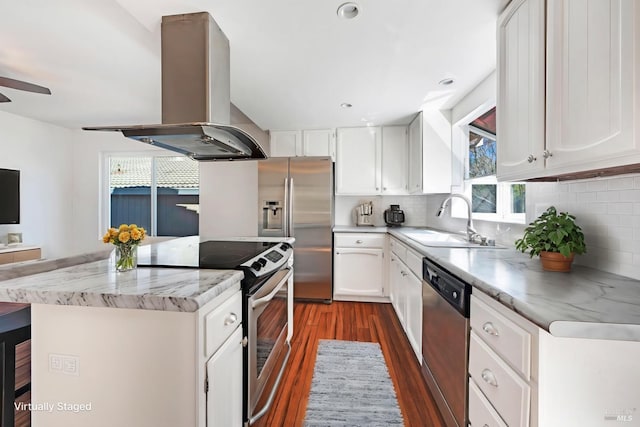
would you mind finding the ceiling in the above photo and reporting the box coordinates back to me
[0,0,508,132]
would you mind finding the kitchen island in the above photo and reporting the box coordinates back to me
[0,250,245,427]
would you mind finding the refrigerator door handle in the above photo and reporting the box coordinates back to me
[288,178,295,237]
[283,177,289,236]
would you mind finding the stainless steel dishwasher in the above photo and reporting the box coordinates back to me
[421,257,472,427]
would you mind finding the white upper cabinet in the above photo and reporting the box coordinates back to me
[497,0,640,181]
[302,129,336,159]
[496,0,546,180]
[336,127,382,195]
[270,130,301,157]
[545,0,640,174]
[381,126,409,194]
[270,129,335,159]
[336,126,409,195]
[408,113,423,194]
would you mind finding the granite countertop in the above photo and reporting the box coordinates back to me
[387,227,640,342]
[0,236,294,313]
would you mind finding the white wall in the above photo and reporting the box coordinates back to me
[0,111,75,258]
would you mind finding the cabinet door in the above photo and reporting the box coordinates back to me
[545,0,640,174]
[496,0,546,181]
[335,127,382,195]
[408,113,423,194]
[389,254,403,325]
[381,126,408,195]
[302,129,335,160]
[334,247,384,297]
[405,270,423,362]
[270,130,301,157]
[206,327,243,427]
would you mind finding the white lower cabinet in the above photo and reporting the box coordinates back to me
[469,291,538,427]
[206,326,243,427]
[334,233,386,300]
[388,237,422,361]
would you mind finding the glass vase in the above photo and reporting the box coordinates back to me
[115,244,138,272]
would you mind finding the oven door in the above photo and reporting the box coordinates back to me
[246,267,292,425]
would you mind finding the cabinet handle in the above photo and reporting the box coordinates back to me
[481,369,498,387]
[356,240,363,244]
[482,322,499,337]
[527,154,536,163]
[224,313,238,326]
[376,187,380,191]
[400,271,408,277]
[383,187,387,190]
[543,150,553,159]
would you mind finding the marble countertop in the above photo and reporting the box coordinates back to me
[333,225,389,233]
[0,236,294,313]
[388,227,640,341]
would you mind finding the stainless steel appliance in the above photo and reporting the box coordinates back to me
[422,257,472,427]
[84,12,267,161]
[355,201,374,226]
[384,204,405,227]
[258,157,333,302]
[137,237,293,425]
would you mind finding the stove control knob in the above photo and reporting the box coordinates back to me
[251,261,262,271]
[280,243,291,251]
[257,258,267,266]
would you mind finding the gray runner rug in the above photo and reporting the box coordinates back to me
[304,339,404,426]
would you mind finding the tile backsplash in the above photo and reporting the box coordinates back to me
[525,174,640,280]
[426,173,640,280]
[335,195,429,228]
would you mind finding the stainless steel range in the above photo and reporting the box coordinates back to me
[138,237,293,426]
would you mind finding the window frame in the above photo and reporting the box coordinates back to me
[451,103,526,225]
[100,152,199,237]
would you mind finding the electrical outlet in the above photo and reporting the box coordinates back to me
[49,354,79,376]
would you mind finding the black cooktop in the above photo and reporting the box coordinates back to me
[137,238,280,269]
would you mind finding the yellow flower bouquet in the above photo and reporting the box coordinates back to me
[103,224,146,271]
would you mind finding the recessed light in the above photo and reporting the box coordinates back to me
[340,103,353,108]
[337,3,359,19]
[438,78,455,86]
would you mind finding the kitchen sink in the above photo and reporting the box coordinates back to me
[402,229,506,249]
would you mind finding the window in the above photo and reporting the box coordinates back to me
[104,155,199,236]
[452,106,525,224]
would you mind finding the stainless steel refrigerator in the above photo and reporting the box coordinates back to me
[258,157,333,302]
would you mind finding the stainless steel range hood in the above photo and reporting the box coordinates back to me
[83,12,267,161]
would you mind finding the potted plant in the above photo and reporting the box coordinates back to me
[515,206,586,272]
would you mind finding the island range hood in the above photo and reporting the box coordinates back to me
[83,12,267,161]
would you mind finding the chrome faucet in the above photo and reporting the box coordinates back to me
[436,194,485,244]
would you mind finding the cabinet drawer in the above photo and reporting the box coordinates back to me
[389,238,407,260]
[469,332,530,427]
[405,249,422,279]
[205,291,243,358]
[335,233,385,248]
[13,249,41,262]
[469,378,507,427]
[471,296,531,379]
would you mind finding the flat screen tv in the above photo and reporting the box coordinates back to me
[0,168,20,224]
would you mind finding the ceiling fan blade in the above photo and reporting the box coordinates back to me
[0,77,51,95]
[0,92,11,103]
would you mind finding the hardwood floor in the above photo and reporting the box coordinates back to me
[253,301,445,427]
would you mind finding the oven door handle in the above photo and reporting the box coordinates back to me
[251,268,292,309]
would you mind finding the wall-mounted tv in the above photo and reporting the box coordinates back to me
[0,168,20,224]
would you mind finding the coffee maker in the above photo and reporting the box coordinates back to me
[384,205,405,227]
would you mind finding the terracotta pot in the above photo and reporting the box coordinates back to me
[539,251,575,272]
